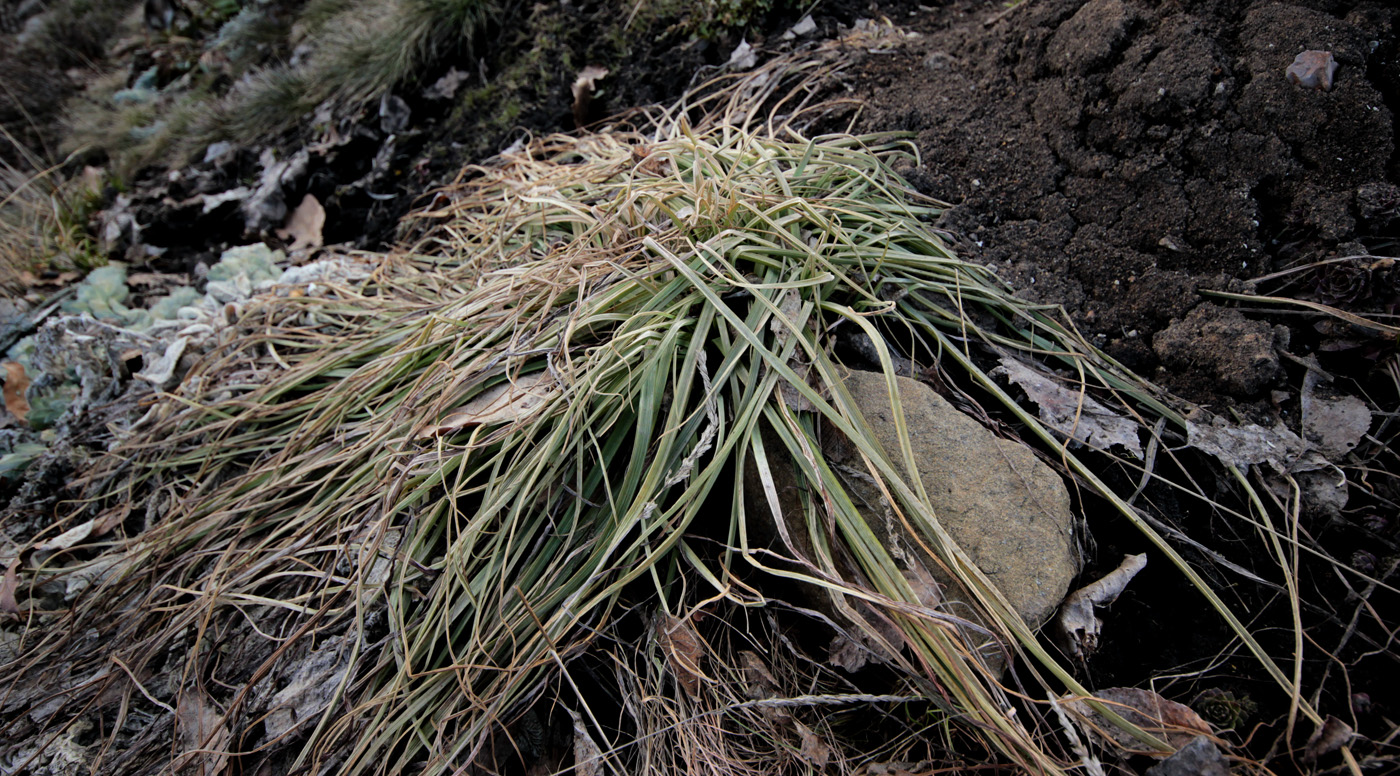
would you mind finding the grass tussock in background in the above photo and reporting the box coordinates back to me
[0,140,105,291]
[210,0,501,141]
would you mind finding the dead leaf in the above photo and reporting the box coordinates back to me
[275,194,326,252]
[1301,370,1371,459]
[1303,715,1353,762]
[173,689,231,776]
[566,707,604,776]
[3,361,30,423]
[793,719,832,767]
[418,373,556,437]
[994,357,1143,458]
[570,66,609,127]
[33,519,100,555]
[1,559,20,615]
[658,615,706,698]
[1066,687,1213,755]
[1053,553,1147,660]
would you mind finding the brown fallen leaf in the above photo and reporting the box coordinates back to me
[3,361,30,423]
[1066,687,1213,755]
[275,193,326,251]
[657,614,707,698]
[1303,715,1353,762]
[417,372,556,438]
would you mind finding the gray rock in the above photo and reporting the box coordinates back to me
[748,369,1080,668]
[1145,736,1230,776]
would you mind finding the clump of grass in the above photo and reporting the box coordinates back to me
[0,138,105,290]
[215,0,501,142]
[2,58,1330,776]
[21,0,141,69]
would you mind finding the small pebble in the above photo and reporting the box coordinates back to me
[1286,50,1338,91]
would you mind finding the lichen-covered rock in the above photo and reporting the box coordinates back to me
[830,370,1081,632]
[747,369,1081,669]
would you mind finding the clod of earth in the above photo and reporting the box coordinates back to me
[1152,304,1281,396]
[1286,50,1339,91]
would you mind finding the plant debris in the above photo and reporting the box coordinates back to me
[1064,687,1213,755]
[994,356,1144,458]
[1053,553,1147,660]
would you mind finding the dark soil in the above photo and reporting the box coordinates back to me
[846,0,1400,765]
[855,0,1399,405]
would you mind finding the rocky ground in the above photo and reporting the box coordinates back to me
[2,0,1398,773]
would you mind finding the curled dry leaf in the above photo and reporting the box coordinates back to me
[1066,687,1213,755]
[571,66,609,127]
[275,193,327,252]
[658,615,706,698]
[1303,715,1354,762]
[994,357,1144,458]
[3,361,30,423]
[1054,553,1147,660]
[417,372,556,437]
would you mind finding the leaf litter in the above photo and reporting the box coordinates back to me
[994,356,1144,458]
